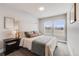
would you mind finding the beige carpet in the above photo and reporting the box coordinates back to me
[53,42,70,56]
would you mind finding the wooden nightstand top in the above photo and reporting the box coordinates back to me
[4,38,21,55]
[4,38,20,42]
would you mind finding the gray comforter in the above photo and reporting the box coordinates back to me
[32,36,55,56]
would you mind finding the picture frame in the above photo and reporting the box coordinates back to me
[4,16,15,29]
[70,3,76,24]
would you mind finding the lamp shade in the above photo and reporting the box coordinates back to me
[15,31,20,38]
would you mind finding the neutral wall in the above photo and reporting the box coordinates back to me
[67,4,79,56]
[0,5,38,40]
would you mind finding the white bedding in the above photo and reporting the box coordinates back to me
[20,35,42,50]
[20,35,57,56]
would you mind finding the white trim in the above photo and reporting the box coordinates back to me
[67,41,73,56]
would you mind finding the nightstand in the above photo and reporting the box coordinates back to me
[4,38,20,55]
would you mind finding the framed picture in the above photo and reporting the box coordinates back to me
[4,16,15,29]
[70,3,76,24]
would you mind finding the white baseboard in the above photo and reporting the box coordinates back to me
[67,41,73,56]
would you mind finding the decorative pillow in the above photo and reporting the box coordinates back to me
[24,31,41,38]
[31,31,39,37]
[24,32,31,38]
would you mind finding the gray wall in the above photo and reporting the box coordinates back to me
[67,4,79,56]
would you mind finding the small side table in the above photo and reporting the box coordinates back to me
[4,38,20,55]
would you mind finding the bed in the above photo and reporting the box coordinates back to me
[20,35,57,56]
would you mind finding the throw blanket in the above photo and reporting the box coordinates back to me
[32,36,57,56]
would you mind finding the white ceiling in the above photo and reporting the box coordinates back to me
[0,3,71,18]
